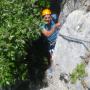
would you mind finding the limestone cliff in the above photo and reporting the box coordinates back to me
[41,0,90,90]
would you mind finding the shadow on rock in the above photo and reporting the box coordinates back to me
[4,35,51,90]
[21,35,51,90]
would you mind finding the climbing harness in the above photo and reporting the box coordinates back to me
[59,33,90,51]
[49,41,56,55]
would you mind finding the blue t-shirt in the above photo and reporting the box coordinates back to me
[40,19,58,44]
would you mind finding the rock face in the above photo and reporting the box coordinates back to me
[53,10,90,90]
[41,0,90,90]
[59,0,90,26]
[61,0,90,18]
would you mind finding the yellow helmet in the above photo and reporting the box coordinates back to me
[41,9,51,16]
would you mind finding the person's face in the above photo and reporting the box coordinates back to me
[43,14,51,24]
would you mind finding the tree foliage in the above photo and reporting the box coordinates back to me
[0,0,50,86]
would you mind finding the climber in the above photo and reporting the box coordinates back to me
[40,8,60,55]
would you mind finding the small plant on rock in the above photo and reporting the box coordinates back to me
[70,63,87,84]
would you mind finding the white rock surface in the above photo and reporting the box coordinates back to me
[53,10,90,90]
[54,10,90,74]
[41,0,90,90]
[62,0,90,18]
[41,10,90,90]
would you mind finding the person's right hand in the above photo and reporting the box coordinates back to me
[55,22,60,28]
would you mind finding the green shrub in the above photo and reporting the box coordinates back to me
[0,0,50,86]
[70,63,87,84]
